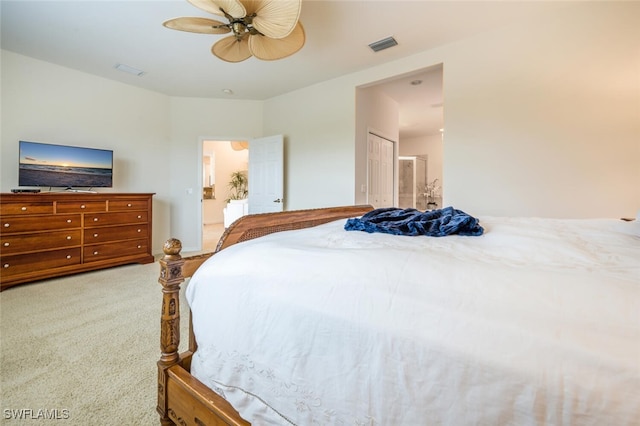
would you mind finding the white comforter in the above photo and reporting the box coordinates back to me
[186,216,640,425]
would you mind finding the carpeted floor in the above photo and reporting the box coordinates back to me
[0,260,190,425]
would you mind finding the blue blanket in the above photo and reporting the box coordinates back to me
[344,206,484,237]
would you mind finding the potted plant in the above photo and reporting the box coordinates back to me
[425,178,440,210]
[226,170,248,203]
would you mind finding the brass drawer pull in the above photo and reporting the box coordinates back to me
[21,207,27,211]
[137,215,142,219]
[67,219,72,223]
[66,236,72,240]
[3,242,9,247]
[66,255,72,259]
[93,233,99,238]
[137,245,142,249]
[3,264,9,268]
[80,205,86,209]
[127,203,132,207]
[137,229,142,233]
[93,218,99,222]
[93,251,99,255]
[3,223,9,228]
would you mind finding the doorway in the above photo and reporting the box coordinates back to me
[399,155,428,209]
[201,139,249,251]
[200,135,284,251]
[359,64,443,209]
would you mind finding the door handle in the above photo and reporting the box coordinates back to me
[273,198,283,203]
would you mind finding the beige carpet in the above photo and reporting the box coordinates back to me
[0,260,190,425]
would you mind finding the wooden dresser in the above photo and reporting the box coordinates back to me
[0,192,154,291]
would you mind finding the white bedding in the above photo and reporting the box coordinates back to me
[186,216,640,425]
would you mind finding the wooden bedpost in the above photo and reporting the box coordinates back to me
[157,238,185,426]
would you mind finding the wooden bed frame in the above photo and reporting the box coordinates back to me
[157,205,374,426]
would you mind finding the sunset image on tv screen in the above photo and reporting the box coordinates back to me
[19,141,113,188]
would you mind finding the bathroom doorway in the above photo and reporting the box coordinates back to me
[202,139,249,251]
[399,155,428,210]
[361,64,443,209]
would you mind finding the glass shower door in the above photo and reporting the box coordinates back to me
[398,156,428,209]
[415,157,427,210]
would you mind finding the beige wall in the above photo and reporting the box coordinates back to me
[0,51,173,253]
[167,97,262,251]
[265,1,639,218]
[2,2,638,252]
[442,1,639,217]
[262,79,357,210]
[0,52,263,253]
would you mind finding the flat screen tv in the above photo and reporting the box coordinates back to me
[19,140,113,189]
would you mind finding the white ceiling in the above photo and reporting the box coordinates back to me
[0,0,567,138]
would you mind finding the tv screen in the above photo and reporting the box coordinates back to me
[19,141,113,188]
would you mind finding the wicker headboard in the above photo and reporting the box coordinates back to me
[214,204,374,253]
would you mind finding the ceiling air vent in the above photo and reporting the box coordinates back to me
[114,63,146,77]
[368,36,398,52]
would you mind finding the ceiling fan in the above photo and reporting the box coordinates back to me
[163,0,305,63]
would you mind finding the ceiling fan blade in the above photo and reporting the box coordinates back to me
[249,21,304,61]
[163,17,231,34]
[212,35,252,62]
[247,0,302,39]
[188,0,246,18]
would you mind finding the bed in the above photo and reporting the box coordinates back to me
[157,205,640,425]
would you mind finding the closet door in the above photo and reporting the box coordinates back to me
[367,133,394,208]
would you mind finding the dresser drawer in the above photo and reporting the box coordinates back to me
[84,224,148,244]
[1,214,80,234]
[108,199,149,211]
[85,211,148,227]
[0,202,53,216]
[56,200,106,213]
[1,248,81,277]
[1,229,81,255]
[83,239,149,262]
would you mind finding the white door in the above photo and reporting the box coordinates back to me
[368,133,380,206]
[248,134,284,214]
[367,133,395,208]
